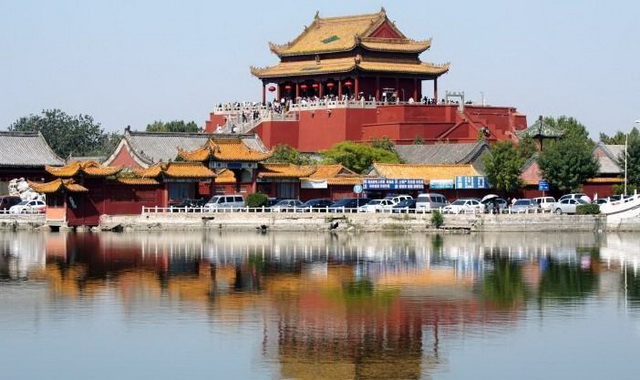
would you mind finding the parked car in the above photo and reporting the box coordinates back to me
[0,196,21,212]
[9,199,46,214]
[384,194,413,205]
[442,198,482,214]
[481,197,507,214]
[533,196,556,211]
[392,199,417,213]
[299,198,334,211]
[204,194,245,210]
[415,193,448,212]
[559,193,591,204]
[172,198,207,211]
[269,199,304,211]
[553,198,589,214]
[358,198,395,213]
[328,198,370,212]
[511,198,540,213]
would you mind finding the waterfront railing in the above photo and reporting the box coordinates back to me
[141,206,552,215]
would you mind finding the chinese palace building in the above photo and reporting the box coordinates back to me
[205,9,528,151]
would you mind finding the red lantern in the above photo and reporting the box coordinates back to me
[284,85,292,90]
[344,80,353,88]
[312,83,319,89]
[300,84,308,90]
[326,82,335,89]
[267,86,276,92]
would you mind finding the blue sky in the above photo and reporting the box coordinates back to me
[1,0,638,138]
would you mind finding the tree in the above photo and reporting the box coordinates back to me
[370,136,395,151]
[98,132,122,156]
[623,137,640,187]
[321,141,401,174]
[517,135,537,160]
[483,141,525,193]
[146,120,201,133]
[600,127,640,145]
[544,116,592,145]
[267,144,314,165]
[9,109,106,157]
[538,137,599,193]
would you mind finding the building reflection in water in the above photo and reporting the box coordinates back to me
[2,230,639,378]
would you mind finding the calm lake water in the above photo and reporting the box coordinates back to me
[1,230,640,380]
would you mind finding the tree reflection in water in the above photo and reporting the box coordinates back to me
[538,257,597,303]
[482,256,527,309]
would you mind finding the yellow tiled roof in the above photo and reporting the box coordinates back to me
[270,11,387,56]
[46,161,122,178]
[251,57,449,79]
[259,164,317,179]
[585,177,624,183]
[302,164,362,185]
[179,139,272,162]
[28,179,88,194]
[114,177,160,185]
[135,162,216,179]
[372,163,479,182]
[214,169,236,184]
[358,60,449,75]
[360,37,432,52]
[135,165,163,178]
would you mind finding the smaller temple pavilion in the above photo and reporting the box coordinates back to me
[104,130,272,197]
[30,161,162,227]
[257,164,363,199]
[177,137,272,195]
[516,116,564,151]
[251,8,448,103]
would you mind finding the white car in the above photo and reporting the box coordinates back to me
[442,198,482,214]
[358,198,395,213]
[9,199,46,214]
[553,198,589,214]
[559,193,591,204]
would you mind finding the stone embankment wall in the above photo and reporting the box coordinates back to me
[98,212,629,233]
[0,216,46,231]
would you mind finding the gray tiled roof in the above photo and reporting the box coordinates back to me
[0,131,65,167]
[595,144,624,175]
[393,142,489,165]
[123,131,270,165]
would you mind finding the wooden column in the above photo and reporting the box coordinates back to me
[276,84,280,101]
[338,80,343,99]
[413,78,418,101]
[295,83,299,100]
[355,76,360,99]
[319,81,324,98]
[433,78,438,103]
[375,76,380,101]
[262,83,266,104]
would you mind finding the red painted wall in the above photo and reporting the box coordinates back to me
[108,145,144,169]
[253,121,300,149]
[205,104,527,151]
[205,113,227,132]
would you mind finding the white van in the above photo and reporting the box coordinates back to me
[416,193,448,212]
[532,196,556,211]
[204,194,245,210]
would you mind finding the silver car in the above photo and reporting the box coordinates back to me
[511,199,540,213]
[553,198,588,214]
